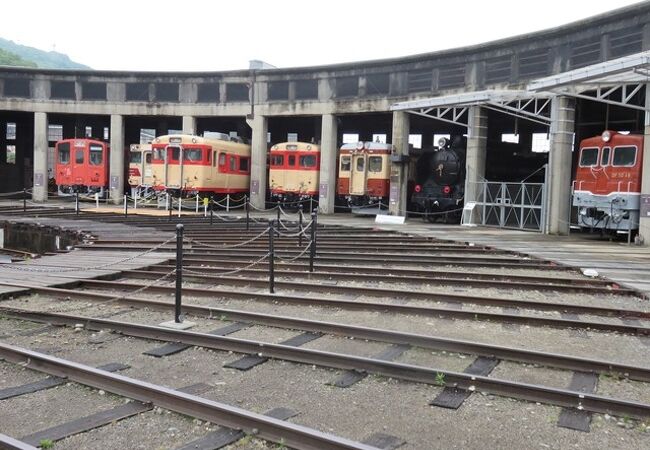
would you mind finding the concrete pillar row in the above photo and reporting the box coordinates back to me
[318,114,338,214]
[249,114,268,209]
[546,96,576,235]
[388,110,410,216]
[32,112,48,202]
[182,116,197,135]
[109,114,125,204]
[464,106,488,205]
[638,84,650,243]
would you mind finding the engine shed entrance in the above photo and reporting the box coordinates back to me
[392,90,553,232]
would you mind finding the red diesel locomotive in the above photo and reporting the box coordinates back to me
[573,130,644,233]
[54,138,109,196]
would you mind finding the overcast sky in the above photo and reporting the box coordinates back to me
[4,0,644,72]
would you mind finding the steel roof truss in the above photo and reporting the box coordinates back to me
[408,106,469,127]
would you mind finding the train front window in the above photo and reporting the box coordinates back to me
[613,146,636,166]
[153,148,166,161]
[240,157,249,172]
[299,155,316,168]
[145,153,152,164]
[170,147,180,162]
[89,145,103,166]
[183,148,202,162]
[340,156,350,172]
[57,143,70,164]
[130,151,142,164]
[75,149,84,164]
[579,147,598,167]
[600,147,610,166]
[229,155,236,171]
[368,156,382,173]
[271,155,284,167]
[288,155,296,167]
[356,157,365,172]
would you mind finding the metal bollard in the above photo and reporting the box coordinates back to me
[95,192,99,209]
[298,205,303,247]
[268,219,275,293]
[195,194,199,213]
[309,211,317,272]
[226,194,230,212]
[75,192,79,215]
[123,195,128,218]
[245,196,250,231]
[178,197,182,218]
[309,197,313,213]
[276,207,281,237]
[175,223,184,323]
[23,188,26,212]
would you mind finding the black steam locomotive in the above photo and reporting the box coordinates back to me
[411,136,466,223]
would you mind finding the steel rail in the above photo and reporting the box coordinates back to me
[148,262,621,291]
[124,267,636,298]
[77,278,650,323]
[1,316,649,419]
[0,342,376,450]
[77,244,533,264]
[78,246,549,269]
[2,281,646,335]
[2,306,649,382]
[151,260,590,286]
[0,434,38,450]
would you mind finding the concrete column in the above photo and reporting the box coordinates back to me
[182,116,197,135]
[547,96,576,235]
[318,114,338,214]
[388,110,410,216]
[638,85,650,243]
[249,114,268,209]
[109,114,125,204]
[32,112,48,202]
[464,106,488,204]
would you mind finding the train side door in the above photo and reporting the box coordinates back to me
[143,151,152,183]
[72,140,86,185]
[350,153,367,195]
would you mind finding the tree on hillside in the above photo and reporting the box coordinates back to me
[0,48,37,68]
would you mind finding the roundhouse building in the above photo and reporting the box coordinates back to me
[1,2,649,239]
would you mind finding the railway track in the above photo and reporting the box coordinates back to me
[2,206,649,447]
[1,309,650,421]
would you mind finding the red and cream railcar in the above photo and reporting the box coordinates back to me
[573,130,644,232]
[150,134,251,198]
[128,143,153,196]
[54,138,109,196]
[337,142,391,206]
[269,142,320,204]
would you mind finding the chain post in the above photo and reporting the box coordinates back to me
[268,219,275,293]
[75,192,79,215]
[124,195,128,218]
[245,195,250,231]
[309,211,316,272]
[175,223,184,323]
[276,207,281,237]
[298,204,303,247]
[23,188,26,212]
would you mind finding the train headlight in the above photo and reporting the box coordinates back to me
[438,137,449,148]
[356,142,364,150]
[601,130,611,142]
[579,207,587,216]
[414,184,422,193]
[443,185,452,194]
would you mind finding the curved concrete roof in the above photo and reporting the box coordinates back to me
[0,2,648,117]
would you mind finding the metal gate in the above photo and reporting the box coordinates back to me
[465,179,547,232]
